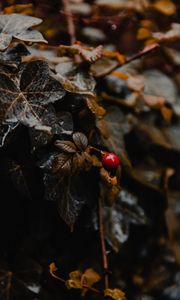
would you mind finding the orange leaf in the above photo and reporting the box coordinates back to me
[111,71,129,80]
[152,0,176,16]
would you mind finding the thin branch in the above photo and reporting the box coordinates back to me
[95,43,160,78]
[98,196,109,289]
[126,43,159,63]
[62,0,76,45]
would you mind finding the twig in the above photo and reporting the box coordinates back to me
[98,196,109,289]
[126,43,159,63]
[95,43,160,78]
[62,0,76,44]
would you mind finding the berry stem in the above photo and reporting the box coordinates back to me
[98,196,109,289]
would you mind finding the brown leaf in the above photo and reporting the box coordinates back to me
[104,288,126,300]
[58,43,103,63]
[53,153,72,173]
[55,140,77,153]
[86,98,106,118]
[73,132,88,151]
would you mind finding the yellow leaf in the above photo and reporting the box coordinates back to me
[81,268,101,287]
[66,270,82,290]
[152,0,176,16]
[104,288,126,300]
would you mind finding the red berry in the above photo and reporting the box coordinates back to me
[102,152,120,170]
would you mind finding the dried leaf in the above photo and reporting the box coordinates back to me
[58,43,103,63]
[66,270,82,289]
[0,13,47,51]
[66,268,100,295]
[104,288,126,300]
[86,97,106,117]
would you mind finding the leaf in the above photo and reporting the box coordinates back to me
[0,13,47,51]
[72,132,88,151]
[0,60,66,135]
[55,140,77,153]
[66,270,82,289]
[152,0,176,16]
[0,43,30,68]
[143,69,177,105]
[29,108,73,149]
[86,97,106,117]
[104,288,126,300]
[152,23,180,42]
[66,268,100,295]
[55,60,96,96]
[97,106,131,166]
[58,43,103,63]
[91,56,119,78]
[104,189,146,251]
[0,122,19,147]
[81,268,101,288]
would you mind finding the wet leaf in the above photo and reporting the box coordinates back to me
[0,43,30,68]
[0,13,47,51]
[55,140,77,153]
[72,132,88,151]
[0,60,65,135]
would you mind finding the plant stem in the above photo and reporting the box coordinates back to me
[98,196,109,289]
[62,0,76,44]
